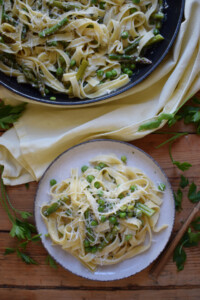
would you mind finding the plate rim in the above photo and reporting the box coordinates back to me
[34,139,175,281]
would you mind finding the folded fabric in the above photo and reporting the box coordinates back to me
[0,0,200,185]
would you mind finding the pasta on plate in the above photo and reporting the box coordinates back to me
[41,154,167,271]
[0,0,165,99]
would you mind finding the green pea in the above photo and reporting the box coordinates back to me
[50,96,56,101]
[119,212,127,218]
[125,234,133,241]
[91,246,98,253]
[50,179,57,186]
[99,2,105,9]
[97,69,104,78]
[70,59,76,67]
[121,155,127,163]
[127,212,134,217]
[44,88,49,94]
[100,215,107,222]
[85,246,92,253]
[59,56,65,65]
[153,28,160,35]
[84,239,90,247]
[130,185,137,192]
[109,216,118,225]
[127,205,134,211]
[132,0,140,4]
[118,193,125,199]
[111,69,117,77]
[127,70,133,77]
[123,67,130,74]
[94,181,101,189]
[98,205,105,212]
[90,220,98,226]
[130,8,137,14]
[56,67,63,77]
[130,63,136,70]
[106,71,112,79]
[121,31,129,39]
[97,190,104,197]
[156,21,162,29]
[86,175,95,183]
[97,199,105,206]
[81,165,88,172]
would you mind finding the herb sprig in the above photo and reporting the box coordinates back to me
[0,100,26,129]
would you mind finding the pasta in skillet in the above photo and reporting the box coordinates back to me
[0,0,165,99]
[41,154,167,271]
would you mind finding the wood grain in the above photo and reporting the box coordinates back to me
[1,92,200,299]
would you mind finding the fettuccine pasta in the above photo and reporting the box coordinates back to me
[0,0,166,99]
[41,154,167,271]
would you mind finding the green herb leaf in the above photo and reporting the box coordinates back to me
[4,247,16,255]
[20,211,32,219]
[45,255,58,269]
[173,243,187,271]
[174,189,183,211]
[173,161,192,171]
[25,183,29,190]
[0,101,26,129]
[17,249,38,265]
[191,217,200,231]
[188,182,200,203]
[179,175,189,189]
[187,228,200,246]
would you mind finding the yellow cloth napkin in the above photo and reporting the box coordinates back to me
[0,0,200,185]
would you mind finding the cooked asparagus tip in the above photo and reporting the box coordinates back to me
[76,59,89,81]
[43,202,61,217]
[108,54,152,64]
[68,59,88,94]
[145,34,164,47]
[151,12,164,20]
[47,0,79,11]
[0,54,46,96]
[39,17,68,38]
[2,12,18,26]
[135,203,155,217]
[124,38,141,54]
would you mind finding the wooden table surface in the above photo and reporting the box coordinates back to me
[0,93,200,300]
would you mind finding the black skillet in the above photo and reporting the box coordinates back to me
[0,0,185,106]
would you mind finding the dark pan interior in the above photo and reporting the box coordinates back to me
[0,0,185,106]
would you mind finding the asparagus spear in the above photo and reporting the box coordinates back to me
[145,34,164,47]
[0,54,46,96]
[135,202,155,217]
[47,0,79,11]
[124,38,141,54]
[108,54,152,64]
[43,202,62,217]
[68,59,89,94]
[39,17,68,38]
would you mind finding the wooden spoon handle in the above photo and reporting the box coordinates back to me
[149,201,200,280]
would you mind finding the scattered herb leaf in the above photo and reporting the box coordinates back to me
[174,189,183,211]
[188,182,200,203]
[0,101,26,129]
[45,255,58,269]
[179,175,189,189]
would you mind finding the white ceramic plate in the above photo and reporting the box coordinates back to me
[35,139,175,281]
